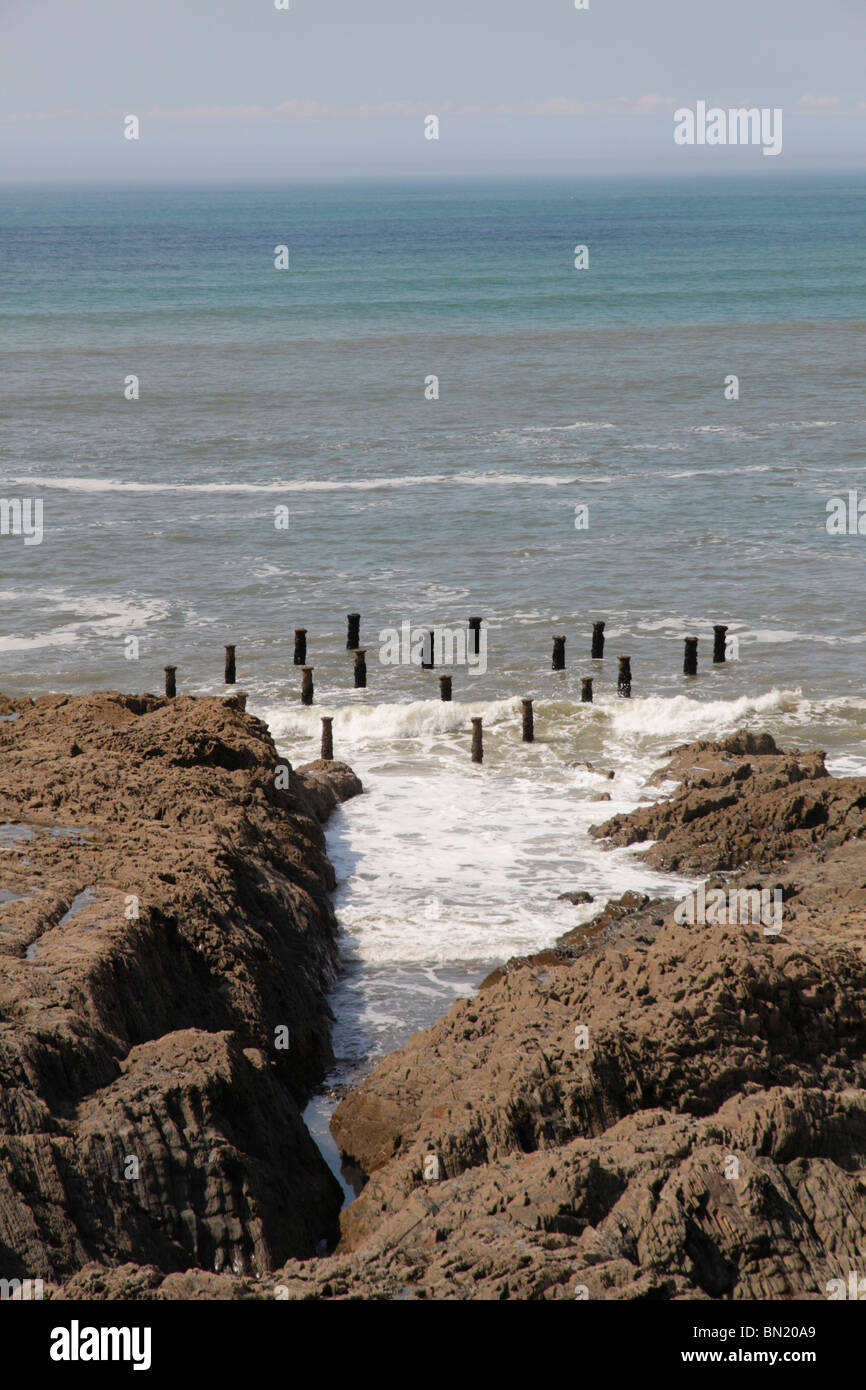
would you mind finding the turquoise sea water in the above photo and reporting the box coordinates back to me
[2,173,866,1168]
[2,173,865,705]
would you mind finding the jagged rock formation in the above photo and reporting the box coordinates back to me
[0,691,361,1282]
[306,731,866,1299]
[13,722,866,1301]
[592,730,857,873]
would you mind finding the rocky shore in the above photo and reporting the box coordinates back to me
[5,707,865,1300]
[0,691,361,1284]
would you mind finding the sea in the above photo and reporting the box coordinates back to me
[2,172,865,1200]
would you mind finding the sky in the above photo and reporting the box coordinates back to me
[0,0,864,179]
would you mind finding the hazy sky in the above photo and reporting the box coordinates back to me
[1,0,864,178]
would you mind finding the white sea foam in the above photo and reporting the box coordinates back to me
[691,425,750,436]
[263,686,802,755]
[7,472,577,495]
[827,753,866,777]
[603,688,801,742]
[316,759,692,967]
[738,628,866,647]
[0,589,168,652]
[577,463,785,485]
[524,421,617,433]
[258,685,807,974]
[265,694,523,747]
[765,420,841,430]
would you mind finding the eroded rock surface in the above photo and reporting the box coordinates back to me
[0,691,361,1281]
[312,730,866,1299]
[11,721,866,1301]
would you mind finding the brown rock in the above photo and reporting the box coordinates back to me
[0,691,362,1282]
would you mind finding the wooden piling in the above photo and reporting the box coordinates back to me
[321,716,333,762]
[164,666,177,699]
[471,716,483,763]
[552,635,566,671]
[683,637,698,676]
[301,667,314,706]
[713,625,728,664]
[294,628,307,666]
[591,621,605,659]
[353,648,367,689]
[617,655,632,698]
[439,675,452,702]
[521,698,534,743]
[224,644,236,685]
[581,677,593,703]
[346,613,361,650]
[468,617,482,659]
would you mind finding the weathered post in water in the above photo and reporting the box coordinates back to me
[617,656,632,698]
[439,675,452,702]
[294,629,307,666]
[521,698,534,742]
[713,625,728,664]
[468,617,483,659]
[164,666,177,699]
[581,677,593,703]
[224,645,236,685]
[552,635,566,671]
[591,621,605,659]
[321,717,333,762]
[683,637,698,676]
[346,613,361,651]
[301,667,314,706]
[353,649,367,689]
[471,717,483,763]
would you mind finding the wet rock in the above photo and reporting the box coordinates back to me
[317,734,866,1299]
[598,730,843,873]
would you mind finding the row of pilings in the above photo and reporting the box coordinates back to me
[159,614,731,764]
[162,617,729,701]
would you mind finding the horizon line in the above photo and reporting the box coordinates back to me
[2,163,865,187]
